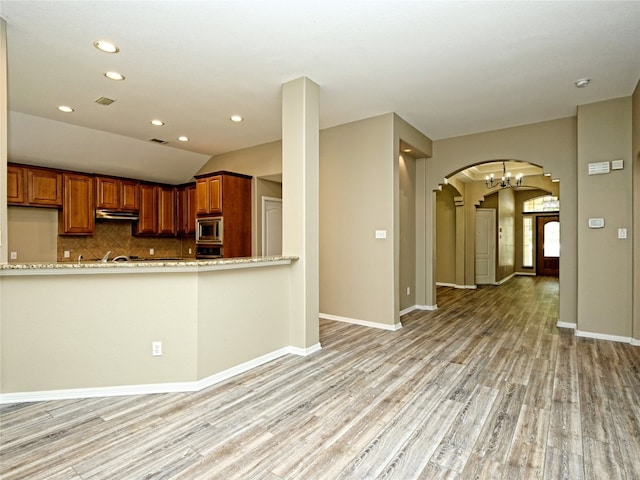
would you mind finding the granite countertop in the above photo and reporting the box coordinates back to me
[0,256,298,275]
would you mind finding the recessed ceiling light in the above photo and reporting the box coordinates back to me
[177,136,189,142]
[150,119,165,126]
[230,115,244,122]
[403,148,412,153]
[104,71,125,81]
[93,40,119,54]
[575,78,591,88]
[57,105,74,113]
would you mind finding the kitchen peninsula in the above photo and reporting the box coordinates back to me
[0,255,303,403]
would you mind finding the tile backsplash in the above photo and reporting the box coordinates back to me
[57,220,196,262]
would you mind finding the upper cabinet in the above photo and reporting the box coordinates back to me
[59,172,95,235]
[134,184,177,236]
[195,172,251,217]
[135,183,158,235]
[157,186,177,236]
[196,175,222,215]
[177,184,196,235]
[95,176,139,211]
[7,165,25,204]
[8,164,62,207]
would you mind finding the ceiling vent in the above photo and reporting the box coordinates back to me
[150,138,168,144]
[94,96,116,106]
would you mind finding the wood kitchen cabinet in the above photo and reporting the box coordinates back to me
[7,165,25,204]
[95,176,139,211]
[59,172,95,235]
[134,184,177,236]
[196,175,222,215]
[194,171,252,257]
[135,183,158,235]
[177,184,196,235]
[8,164,63,207]
[157,186,177,235]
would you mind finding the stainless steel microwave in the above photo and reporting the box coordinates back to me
[196,217,223,245]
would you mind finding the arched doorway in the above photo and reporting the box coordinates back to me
[434,160,559,290]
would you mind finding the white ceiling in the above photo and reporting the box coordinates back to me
[1,1,639,184]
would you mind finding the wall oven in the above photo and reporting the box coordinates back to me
[196,217,223,245]
[196,245,223,259]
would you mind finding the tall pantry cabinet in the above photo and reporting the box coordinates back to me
[195,171,252,258]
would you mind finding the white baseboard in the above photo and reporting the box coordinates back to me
[436,282,476,290]
[516,271,536,276]
[557,322,638,346]
[495,273,516,285]
[0,345,315,405]
[287,343,322,356]
[400,304,438,316]
[575,330,632,344]
[319,313,402,331]
[556,321,577,330]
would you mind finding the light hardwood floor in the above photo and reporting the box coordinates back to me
[1,276,639,479]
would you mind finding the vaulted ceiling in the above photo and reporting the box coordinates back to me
[1,1,639,183]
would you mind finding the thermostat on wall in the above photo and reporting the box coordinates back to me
[588,218,605,229]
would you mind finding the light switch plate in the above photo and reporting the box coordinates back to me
[618,228,627,239]
[588,218,605,229]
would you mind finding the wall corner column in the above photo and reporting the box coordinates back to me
[1,18,8,264]
[282,77,320,349]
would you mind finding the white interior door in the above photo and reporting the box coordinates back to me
[475,208,496,285]
[262,197,282,256]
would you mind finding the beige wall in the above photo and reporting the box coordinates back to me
[435,185,456,285]
[399,153,416,310]
[497,188,515,282]
[394,115,433,312]
[1,265,292,394]
[197,140,282,179]
[1,19,7,264]
[429,117,578,325]
[196,265,290,378]
[320,114,397,326]
[577,97,633,338]
[7,207,57,263]
[633,80,640,341]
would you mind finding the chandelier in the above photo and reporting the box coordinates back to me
[485,161,522,189]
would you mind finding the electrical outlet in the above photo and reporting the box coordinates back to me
[64,250,70,258]
[149,248,155,256]
[10,251,17,260]
[152,341,162,356]
[406,287,411,296]
[375,230,387,239]
[188,248,192,255]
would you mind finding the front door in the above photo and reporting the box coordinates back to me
[536,215,559,276]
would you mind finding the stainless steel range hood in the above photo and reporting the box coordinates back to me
[95,209,139,221]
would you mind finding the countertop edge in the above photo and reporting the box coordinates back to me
[0,256,299,276]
